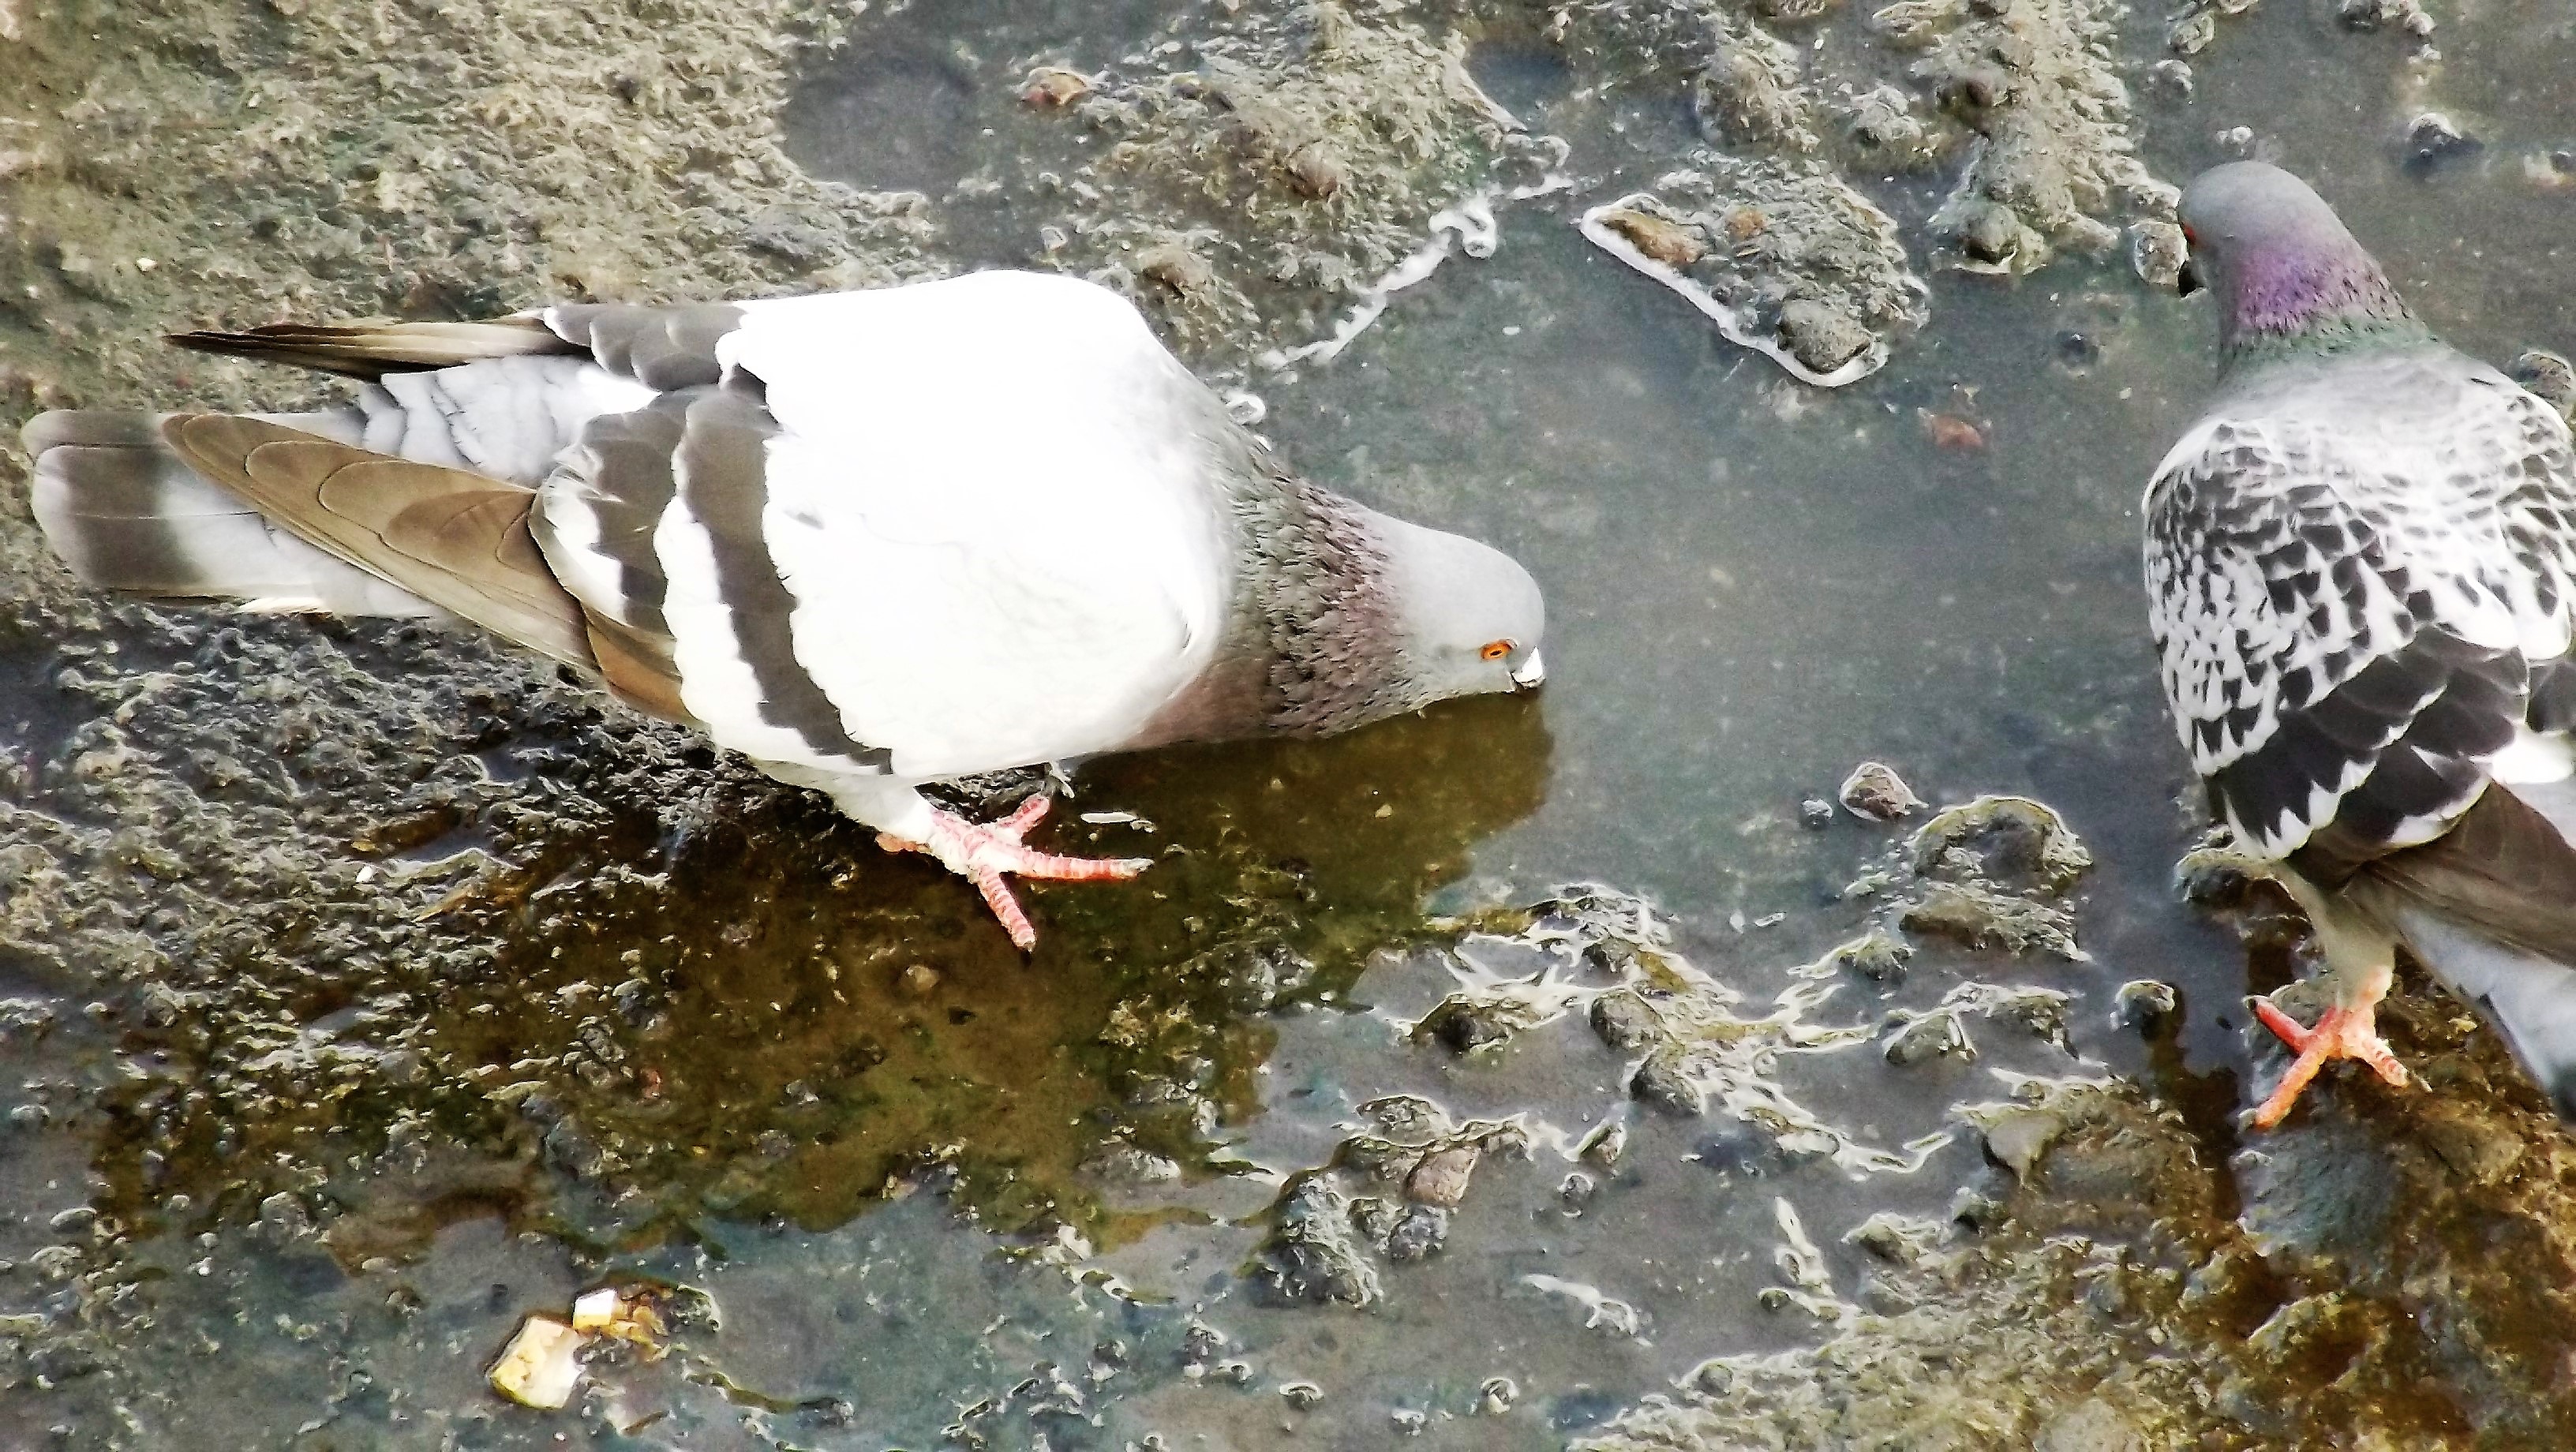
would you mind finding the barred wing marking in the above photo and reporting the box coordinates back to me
[2144,367,2576,860]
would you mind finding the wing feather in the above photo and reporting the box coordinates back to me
[2146,352,2576,862]
[162,415,598,668]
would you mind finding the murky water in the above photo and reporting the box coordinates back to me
[7,0,2576,1446]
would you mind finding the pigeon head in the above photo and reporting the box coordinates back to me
[1376,516,1548,702]
[2175,162,2417,360]
[1207,468,1544,743]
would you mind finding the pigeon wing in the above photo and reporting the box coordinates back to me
[2144,357,2576,866]
[529,274,1237,780]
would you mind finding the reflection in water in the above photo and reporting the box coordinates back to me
[358,694,1552,1244]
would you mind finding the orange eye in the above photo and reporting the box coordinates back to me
[1480,640,1513,661]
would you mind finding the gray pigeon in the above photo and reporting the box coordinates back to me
[21,271,1546,947]
[2147,161,2576,1125]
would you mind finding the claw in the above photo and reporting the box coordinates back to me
[2248,994,2409,1128]
[878,794,1153,950]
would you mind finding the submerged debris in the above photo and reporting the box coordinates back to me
[1578,162,1926,385]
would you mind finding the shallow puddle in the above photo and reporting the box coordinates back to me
[5,0,2576,1446]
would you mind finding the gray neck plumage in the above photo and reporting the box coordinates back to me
[1137,451,1425,746]
[2218,237,2430,376]
[1237,462,1428,736]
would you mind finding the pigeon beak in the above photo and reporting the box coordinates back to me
[2175,256,2203,298]
[1509,652,1546,691]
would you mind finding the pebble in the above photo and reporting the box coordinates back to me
[2115,979,2179,1029]
[1404,1146,1479,1207]
[1021,67,1089,107]
[1883,1009,1974,1065]
[2402,112,2481,178]
[1598,206,1706,268]
[1838,761,1926,821]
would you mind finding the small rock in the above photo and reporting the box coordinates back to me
[898,964,941,997]
[1828,932,1911,982]
[1280,1381,1324,1410]
[1900,881,2084,959]
[1136,242,1215,298]
[1588,990,1661,1050]
[1418,997,1515,1054]
[2115,979,2179,1028]
[1282,140,1344,198]
[1022,66,1090,107]
[1391,1408,1428,1435]
[1578,1116,1628,1168]
[1404,1146,1478,1208]
[1083,1141,1183,1186]
[2144,58,2194,103]
[1478,1375,1519,1413]
[1559,1172,1597,1212]
[1883,1009,1973,1065]
[1630,1055,1705,1116]
[257,1191,313,1244]
[1838,761,1925,821]
[2402,112,2481,179]
[2174,846,2256,906]
[1799,795,1837,829]
[1951,200,2026,271]
[1382,1206,1447,1262]
[1777,299,1874,376]
[2338,0,2434,36]
[1919,410,1986,451]
[1844,1211,1932,1265]
[1979,1106,2069,1178]
[1596,206,1705,268]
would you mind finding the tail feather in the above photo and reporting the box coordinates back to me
[164,316,577,381]
[2395,908,2576,1117]
[22,409,444,618]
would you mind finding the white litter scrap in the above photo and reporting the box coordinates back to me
[1519,1272,1646,1339]
[487,1315,583,1409]
[1760,1198,1853,1325]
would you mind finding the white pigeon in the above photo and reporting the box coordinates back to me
[21,271,1547,948]
[2146,161,2576,1125]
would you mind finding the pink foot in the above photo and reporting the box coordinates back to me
[878,795,1153,950]
[2248,995,2409,1128]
